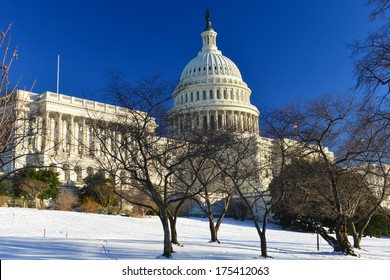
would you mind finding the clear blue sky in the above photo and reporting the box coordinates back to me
[2,0,378,109]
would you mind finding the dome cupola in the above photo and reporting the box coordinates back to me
[169,10,260,136]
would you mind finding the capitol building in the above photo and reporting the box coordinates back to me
[1,11,276,198]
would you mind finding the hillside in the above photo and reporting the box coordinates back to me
[0,207,389,260]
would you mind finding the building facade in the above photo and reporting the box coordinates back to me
[1,89,132,187]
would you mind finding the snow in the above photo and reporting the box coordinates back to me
[0,207,389,260]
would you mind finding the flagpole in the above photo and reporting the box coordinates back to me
[57,54,60,94]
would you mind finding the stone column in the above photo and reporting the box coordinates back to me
[238,112,242,132]
[74,121,79,154]
[57,112,63,153]
[35,115,42,152]
[221,110,226,129]
[214,110,218,129]
[69,115,74,154]
[44,111,50,150]
[81,118,86,156]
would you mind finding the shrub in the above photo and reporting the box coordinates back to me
[356,212,390,238]
[80,197,102,213]
[227,198,249,221]
[56,190,79,211]
[0,195,8,207]
[12,168,61,206]
[81,173,118,208]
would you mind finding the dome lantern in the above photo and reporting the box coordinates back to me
[200,10,219,54]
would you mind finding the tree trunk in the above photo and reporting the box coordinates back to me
[215,195,232,234]
[334,217,356,256]
[316,225,339,249]
[159,207,173,258]
[168,214,180,246]
[260,231,267,258]
[349,221,362,249]
[249,201,269,258]
[311,218,356,256]
[208,214,220,243]
[200,193,220,243]
[168,198,187,246]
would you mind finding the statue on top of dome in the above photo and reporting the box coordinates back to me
[205,9,213,31]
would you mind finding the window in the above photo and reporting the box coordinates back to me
[203,90,207,100]
[210,115,215,129]
[190,92,193,102]
[185,94,188,103]
[217,89,220,99]
[197,91,200,100]
[224,89,227,99]
[210,90,214,99]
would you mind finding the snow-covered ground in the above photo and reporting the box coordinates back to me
[0,207,389,260]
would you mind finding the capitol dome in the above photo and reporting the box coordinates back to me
[169,10,260,136]
[180,51,243,82]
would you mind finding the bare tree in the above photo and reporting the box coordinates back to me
[349,0,390,248]
[182,128,238,244]
[89,73,192,258]
[347,110,390,248]
[352,0,390,113]
[273,95,376,256]
[0,23,40,186]
[211,105,302,258]
[366,0,390,19]
[0,23,22,177]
